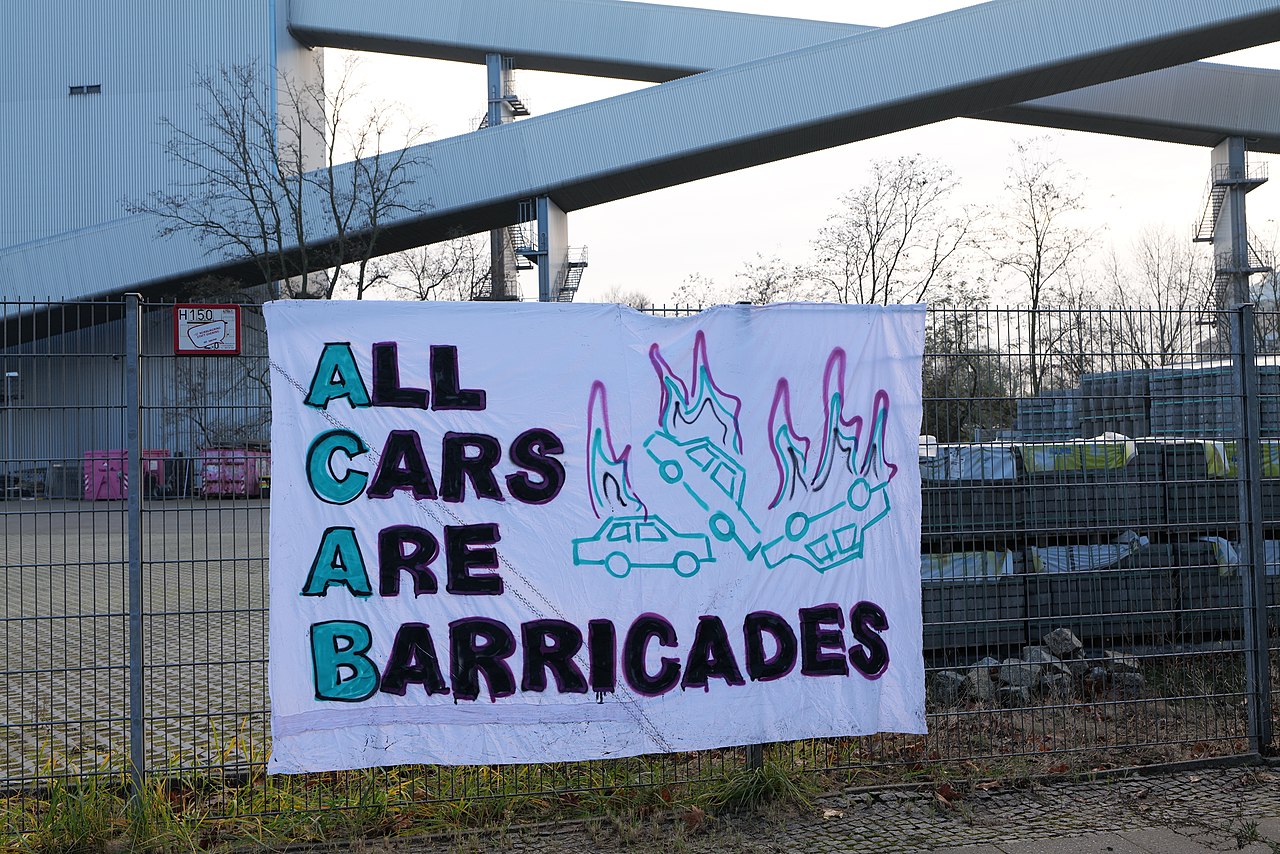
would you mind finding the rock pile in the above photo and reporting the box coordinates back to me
[928,628,1148,707]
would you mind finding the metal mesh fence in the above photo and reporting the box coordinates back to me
[1,298,1275,815]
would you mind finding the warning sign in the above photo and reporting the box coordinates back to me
[174,304,241,355]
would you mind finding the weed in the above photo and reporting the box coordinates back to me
[700,759,818,814]
[128,779,202,853]
[13,773,127,853]
[1237,818,1261,844]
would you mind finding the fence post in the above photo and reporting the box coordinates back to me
[125,294,146,794]
[1233,303,1273,755]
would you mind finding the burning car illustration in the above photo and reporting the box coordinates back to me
[580,334,897,582]
[572,515,715,578]
[643,432,761,558]
[760,477,890,572]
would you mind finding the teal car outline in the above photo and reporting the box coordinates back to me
[643,432,761,558]
[572,515,715,579]
[761,477,891,573]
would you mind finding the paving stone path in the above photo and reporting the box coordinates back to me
[349,767,1280,854]
[2,499,270,781]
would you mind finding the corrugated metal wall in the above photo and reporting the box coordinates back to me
[0,1,310,253]
[0,303,270,477]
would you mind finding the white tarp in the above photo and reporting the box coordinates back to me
[921,445,1019,481]
[264,301,926,773]
[1028,538,1145,574]
[921,551,1014,580]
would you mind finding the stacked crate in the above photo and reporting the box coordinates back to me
[1261,365,1280,438]
[1077,370,1151,438]
[1021,441,1165,533]
[1015,389,1079,441]
[921,458,1023,547]
[921,447,1025,655]
[921,575,1026,653]
[1023,562,1178,645]
[1172,540,1241,638]
[1162,441,1238,527]
[1149,367,1238,438]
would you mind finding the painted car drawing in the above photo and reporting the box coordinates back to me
[572,515,715,578]
[761,477,891,572]
[643,432,762,558]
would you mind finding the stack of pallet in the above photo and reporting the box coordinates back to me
[1015,388,1079,440]
[1078,370,1151,439]
[1149,367,1238,438]
[1020,441,1165,533]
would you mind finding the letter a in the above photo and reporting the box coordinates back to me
[306,343,371,409]
[302,527,373,597]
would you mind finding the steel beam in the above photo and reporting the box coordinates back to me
[292,0,1280,153]
[8,0,1280,298]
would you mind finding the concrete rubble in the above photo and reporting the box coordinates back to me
[930,628,1149,706]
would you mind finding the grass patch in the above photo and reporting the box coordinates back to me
[2,649,1268,851]
[1,747,827,852]
[700,759,818,813]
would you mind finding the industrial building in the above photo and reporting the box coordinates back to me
[5,0,1280,481]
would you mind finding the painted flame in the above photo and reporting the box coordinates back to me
[767,379,811,510]
[649,330,744,453]
[768,347,897,509]
[586,381,646,519]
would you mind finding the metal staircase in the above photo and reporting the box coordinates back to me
[508,227,535,270]
[556,248,589,302]
[475,57,533,300]
[1213,244,1273,306]
[476,58,587,302]
[510,200,538,270]
[487,55,530,124]
[1194,161,1268,242]
[1191,151,1272,312]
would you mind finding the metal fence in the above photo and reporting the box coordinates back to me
[3,298,1278,815]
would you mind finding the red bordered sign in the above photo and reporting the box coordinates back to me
[174,304,241,355]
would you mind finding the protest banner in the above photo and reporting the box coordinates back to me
[264,301,925,773]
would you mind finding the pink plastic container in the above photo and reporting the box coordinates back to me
[82,449,172,500]
[82,450,126,500]
[199,449,270,498]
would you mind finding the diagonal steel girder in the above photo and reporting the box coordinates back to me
[292,0,1280,153]
[253,0,1280,254]
[8,0,1280,298]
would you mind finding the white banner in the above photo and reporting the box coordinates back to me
[264,301,925,773]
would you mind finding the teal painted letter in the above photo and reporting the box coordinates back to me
[302,527,373,597]
[306,343,371,409]
[307,429,368,505]
[311,621,378,702]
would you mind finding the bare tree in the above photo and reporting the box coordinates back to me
[923,308,1017,442]
[1036,275,1104,389]
[669,273,728,308]
[597,285,653,310]
[804,156,980,305]
[990,139,1094,395]
[1241,229,1280,353]
[1104,228,1213,367]
[735,254,809,304]
[382,234,493,301]
[128,56,428,299]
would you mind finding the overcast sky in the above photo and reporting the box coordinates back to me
[337,1,1280,305]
